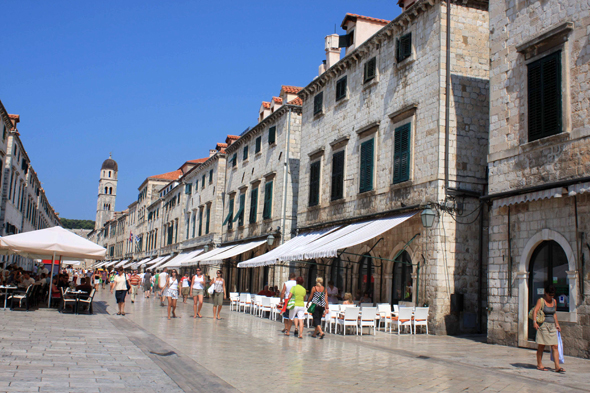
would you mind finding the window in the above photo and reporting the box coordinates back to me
[198,209,203,236]
[331,151,345,201]
[263,181,273,220]
[336,76,347,101]
[231,153,237,168]
[235,193,245,227]
[249,187,258,224]
[205,205,210,234]
[185,184,192,194]
[268,126,276,145]
[202,175,206,189]
[393,123,411,184]
[255,136,262,153]
[338,30,354,48]
[358,254,374,298]
[2,124,5,141]
[396,33,412,63]
[167,225,173,245]
[359,139,374,193]
[313,92,323,115]
[209,169,213,184]
[223,197,234,229]
[392,251,413,304]
[528,51,562,142]
[195,180,199,190]
[308,161,320,207]
[243,145,248,161]
[364,57,377,83]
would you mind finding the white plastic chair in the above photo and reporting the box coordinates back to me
[229,292,239,311]
[360,302,373,309]
[396,307,413,335]
[239,293,251,313]
[337,307,360,336]
[269,298,281,320]
[252,295,263,315]
[377,304,392,331]
[259,297,272,318]
[358,307,377,335]
[413,307,429,334]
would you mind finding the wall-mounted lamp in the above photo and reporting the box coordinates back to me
[267,234,275,246]
[421,206,436,228]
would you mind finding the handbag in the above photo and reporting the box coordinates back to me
[125,274,131,291]
[550,331,565,364]
[207,285,215,295]
[307,303,316,314]
[528,299,545,324]
[287,295,295,310]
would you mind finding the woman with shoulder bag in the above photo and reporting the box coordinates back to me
[110,267,130,316]
[306,277,329,339]
[532,284,564,373]
[210,270,226,320]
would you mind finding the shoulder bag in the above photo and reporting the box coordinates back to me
[528,298,545,324]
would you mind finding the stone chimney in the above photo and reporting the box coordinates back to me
[398,0,416,11]
[318,60,326,76]
[325,34,341,69]
[209,149,217,157]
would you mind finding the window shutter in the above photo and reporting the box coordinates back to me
[331,151,345,200]
[231,153,237,167]
[313,92,323,115]
[209,170,213,183]
[397,33,412,62]
[309,161,321,206]
[238,193,245,226]
[394,123,411,184]
[336,76,347,101]
[338,33,352,48]
[268,126,276,145]
[255,136,262,153]
[198,210,203,236]
[249,188,258,224]
[243,146,248,160]
[359,139,374,193]
[528,51,562,141]
[202,175,205,188]
[205,206,210,234]
[364,57,376,82]
[263,181,273,219]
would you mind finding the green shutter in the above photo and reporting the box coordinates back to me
[205,206,210,234]
[249,188,258,223]
[269,126,276,145]
[359,139,374,193]
[394,123,411,184]
[336,76,347,101]
[255,136,261,153]
[528,51,562,142]
[309,161,321,206]
[223,198,234,228]
[202,175,205,188]
[397,33,412,62]
[263,181,273,219]
[331,151,345,200]
[198,209,203,236]
[234,193,245,226]
[232,153,237,167]
[364,57,376,82]
[209,169,213,183]
[243,145,248,160]
[314,92,323,115]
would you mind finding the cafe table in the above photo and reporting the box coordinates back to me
[66,290,88,314]
[0,286,17,310]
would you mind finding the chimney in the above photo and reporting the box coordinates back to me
[325,34,341,69]
[399,0,416,11]
[318,60,326,76]
[209,149,216,157]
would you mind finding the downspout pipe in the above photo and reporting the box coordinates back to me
[444,0,452,195]
[280,107,292,245]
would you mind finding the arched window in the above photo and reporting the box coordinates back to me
[108,171,111,177]
[528,240,569,339]
[109,187,113,194]
[104,187,108,194]
[358,254,374,300]
[392,251,413,304]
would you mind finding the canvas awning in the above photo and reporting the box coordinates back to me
[136,257,154,266]
[161,249,204,268]
[492,187,566,208]
[182,244,239,266]
[114,259,129,268]
[149,255,174,269]
[145,256,165,267]
[104,260,119,267]
[568,182,590,196]
[199,240,266,266]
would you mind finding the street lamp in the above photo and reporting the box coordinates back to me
[267,234,275,246]
[421,206,436,228]
[203,244,209,253]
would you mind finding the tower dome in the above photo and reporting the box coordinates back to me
[101,154,118,171]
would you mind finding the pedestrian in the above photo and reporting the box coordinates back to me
[128,270,142,303]
[93,270,101,291]
[286,276,306,339]
[532,284,564,373]
[191,267,205,318]
[158,268,168,306]
[280,273,297,335]
[110,267,130,316]
[164,269,180,320]
[306,277,329,339]
[101,269,107,289]
[210,270,226,320]
[180,272,191,303]
[143,270,152,298]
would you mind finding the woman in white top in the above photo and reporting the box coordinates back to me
[210,270,226,320]
[190,267,205,318]
[110,267,130,316]
[165,269,180,320]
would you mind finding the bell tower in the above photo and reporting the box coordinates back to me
[96,153,118,230]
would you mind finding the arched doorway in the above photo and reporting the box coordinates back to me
[391,250,413,305]
[527,240,569,340]
[330,257,344,294]
[358,254,374,301]
[307,263,317,289]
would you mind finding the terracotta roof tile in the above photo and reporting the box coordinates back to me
[261,101,271,109]
[187,157,208,164]
[281,85,303,94]
[226,135,240,141]
[287,97,303,106]
[272,97,283,104]
[216,142,228,151]
[149,169,182,181]
[341,13,390,28]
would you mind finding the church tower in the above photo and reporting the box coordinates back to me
[95,154,118,230]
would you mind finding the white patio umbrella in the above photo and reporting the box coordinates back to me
[0,226,106,307]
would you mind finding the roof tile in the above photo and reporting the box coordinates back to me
[341,13,390,28]
[281,85,303,94]
[287,97,303,106]
[261,101,271,109]
[149,169,182,181]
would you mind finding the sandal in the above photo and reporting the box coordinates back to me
[537,367,549,371]
[298,336,303,339]
[320,333,325,339]
[116,312,121,315]
[555,368,566,373]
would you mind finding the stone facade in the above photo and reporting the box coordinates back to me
[487,0,590,358]
[0,100,61,270]
[296,0,489,334]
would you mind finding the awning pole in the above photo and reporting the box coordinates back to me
[47,251,56,308]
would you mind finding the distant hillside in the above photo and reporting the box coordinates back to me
[61,218,95,230]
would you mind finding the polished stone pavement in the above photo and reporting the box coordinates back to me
[1,287,589,392]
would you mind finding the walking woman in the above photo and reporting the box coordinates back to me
[210,270,226,320]
[143,270,152,298]
[110,267,130,316]
[532,284,564,373]
[191,267,205,318]
[93,270,101,291]
[286,276,306,339]
[306,277,329,339]
[165,269,180,320]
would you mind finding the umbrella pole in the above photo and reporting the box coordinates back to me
[47,251,56,308]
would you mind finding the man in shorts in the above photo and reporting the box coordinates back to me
[280,273,297,336]
[158,268,168,306]
[128,270,142,303]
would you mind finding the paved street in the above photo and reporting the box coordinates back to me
[1,288,589,393]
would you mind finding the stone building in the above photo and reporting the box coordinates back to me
[486,0,590,358]
[255,1,491,335]
[0,99,61,270]
[95,155,117,230]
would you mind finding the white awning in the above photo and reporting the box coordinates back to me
[238,227,339,268]
[161,249,204,268]
[94,261,108,268]
[182,244,239,266]
[122,259,137,268]
[145,256,164,267]
[199,240,266,266]
[568,182,590,196]
[137,257,154,266]
[104,260,118,267]
[493,187,566,208]
[150,255,174,269]
[114,259,129,268]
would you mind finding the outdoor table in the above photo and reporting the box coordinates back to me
[67,290,88,314]
[0,286,17,310]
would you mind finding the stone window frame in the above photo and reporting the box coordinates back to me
[388,104,417,189]
[395,27,416,69]
[517,22,573,148]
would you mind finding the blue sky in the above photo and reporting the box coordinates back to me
[1,1,401,220]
